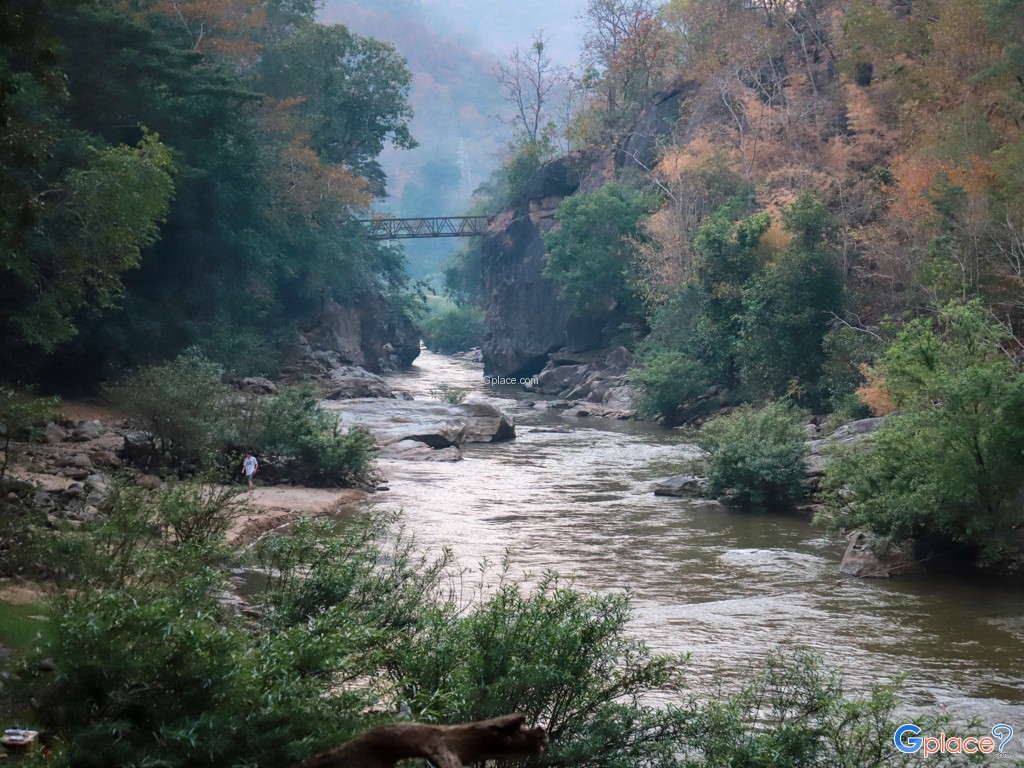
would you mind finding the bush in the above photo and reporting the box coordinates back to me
[633,284,715,420]
[248,385,374,486]
[430,384,469,404]
[633,349,711,420]
[421,305,485,354]
[109,350,237,465]
[697,401,809,510]
[0,387,59,483]
[823,301,1024,564]
[679,650,977,768]
[393,565,689,767]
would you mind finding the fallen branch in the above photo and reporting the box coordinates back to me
[291,713,549,768]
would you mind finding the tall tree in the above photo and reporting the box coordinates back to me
[495,31,565,144]
[259,24,416,196]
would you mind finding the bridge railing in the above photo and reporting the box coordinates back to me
[357,215,491,240]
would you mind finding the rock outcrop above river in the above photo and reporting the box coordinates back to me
[480,82,696,380]
[297,295,419,375]
[529,346,636,418]
[327,398,515,459]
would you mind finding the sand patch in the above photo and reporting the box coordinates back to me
[227,486,367,545]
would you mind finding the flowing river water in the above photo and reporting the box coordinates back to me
[341,349,1024,749]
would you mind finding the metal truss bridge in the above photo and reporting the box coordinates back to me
[357,215,491,240]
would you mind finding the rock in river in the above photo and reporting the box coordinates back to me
[326,398,515,449]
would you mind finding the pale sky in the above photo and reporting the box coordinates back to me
[417,0,589,65]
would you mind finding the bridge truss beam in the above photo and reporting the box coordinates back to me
[357,215,491,240]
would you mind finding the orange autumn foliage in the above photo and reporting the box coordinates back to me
[855,364,896,416]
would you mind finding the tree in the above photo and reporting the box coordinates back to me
[823,300,1024,564]
[580,0,672,117]
[738,193,844,403]
[692,204,771,386]
[259,23,416,196]
[543,182,661,316]
[495,31,565,145]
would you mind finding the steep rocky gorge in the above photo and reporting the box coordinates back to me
[479,82,695,381]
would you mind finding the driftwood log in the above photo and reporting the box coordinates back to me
[291,713,549,768]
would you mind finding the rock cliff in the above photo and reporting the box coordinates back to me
[299,294,420,374]
[480,81,694,378]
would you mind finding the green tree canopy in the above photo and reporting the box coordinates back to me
[543,182,661,316]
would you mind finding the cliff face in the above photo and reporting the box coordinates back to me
[480,82,693,378]
[301,294,420,374]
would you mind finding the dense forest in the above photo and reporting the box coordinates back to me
[1,0,420,389]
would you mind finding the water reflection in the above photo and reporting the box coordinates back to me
[363,349,1024,735]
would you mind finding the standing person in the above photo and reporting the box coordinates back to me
[241,450,258,491]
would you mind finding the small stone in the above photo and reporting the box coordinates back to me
[137,474,163,490]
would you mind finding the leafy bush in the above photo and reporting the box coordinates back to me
[679,650,977,768]
[394,565,689,767]
[421,305,485,354]
[109,350,237,465]
[430,384,469,404]
[544,182,661,316]
[823,300,1024,564]
[633,349,711,420]
[633,285,715,420]
[249,386,374,486]
[0,387,59,483]
[697,401,809,510]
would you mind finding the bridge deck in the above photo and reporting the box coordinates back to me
[357,215,491,240]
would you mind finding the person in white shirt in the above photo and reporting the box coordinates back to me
[241,451,258,490]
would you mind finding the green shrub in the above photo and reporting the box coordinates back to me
[109,350,237,465]
[421,305,485,354]
[633,349,711,419]
[679,649,977,768]
[0,387,59,483]
[393,565,689,767]
[823,301,1024,564]
[249,385,374,486]
[429,384,469,404]
[697,401,809,510]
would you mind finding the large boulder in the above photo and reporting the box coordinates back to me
[839,531,925,577]
[327,398,515,449]
[324,366,394,399]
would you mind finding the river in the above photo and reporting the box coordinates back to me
[356,349,1024,750]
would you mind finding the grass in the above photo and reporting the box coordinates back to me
[0,600,48,654]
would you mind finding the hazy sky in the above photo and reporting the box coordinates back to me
[417,0,589,65]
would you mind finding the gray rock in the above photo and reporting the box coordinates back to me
[839,531,925,578]
[122,432,160,469]
[137,475,163,490]
[72,420,104,441]
[43,422,68,444]
[654,474,708,497]
[88,449,121,468]
[60,454,94,471]
[377,439,463,462]
[328,398,515,448]
[324,366,394,399]
[236,377,278,395]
